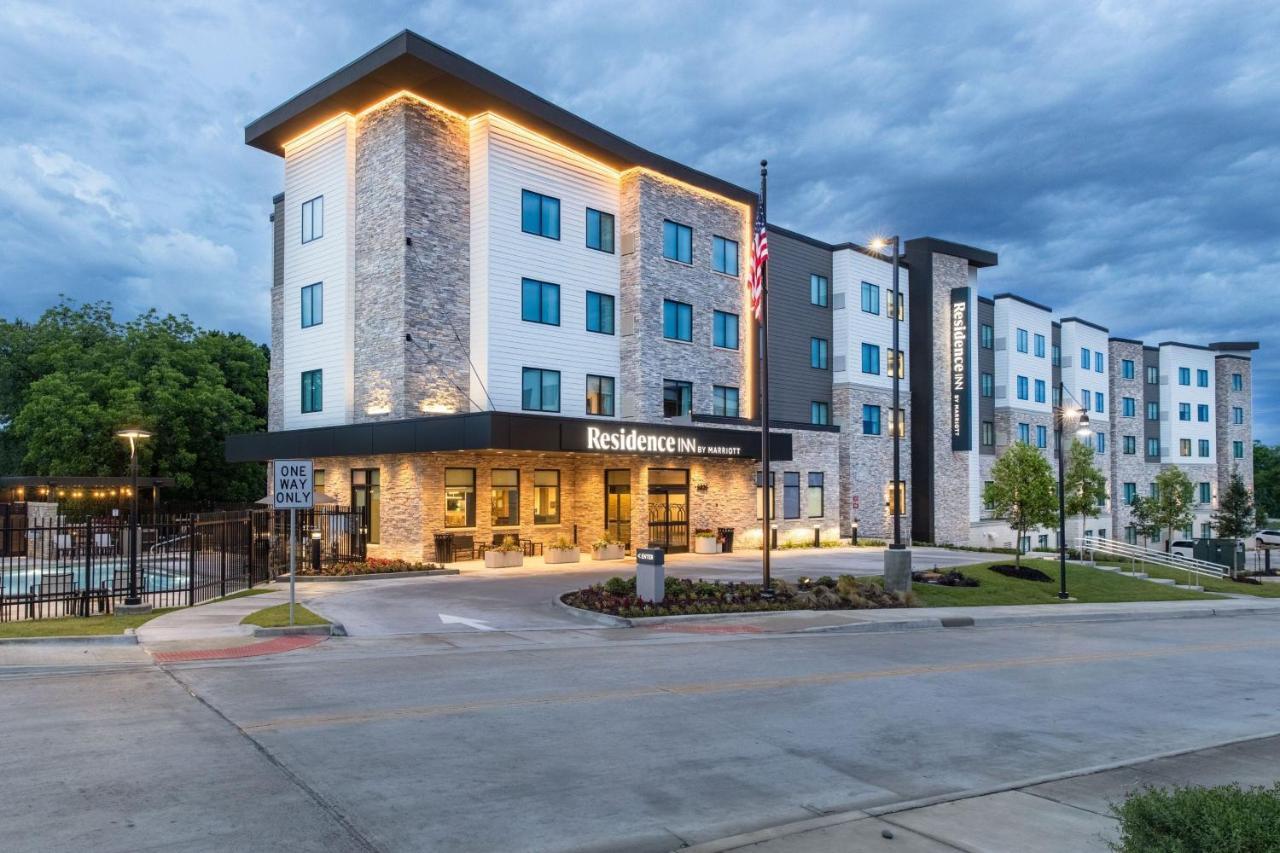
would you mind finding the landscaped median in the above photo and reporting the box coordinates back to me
[285,557,459,582]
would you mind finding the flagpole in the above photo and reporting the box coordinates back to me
[759,159,772,591]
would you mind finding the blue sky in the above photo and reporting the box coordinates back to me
[2,1,1278,438]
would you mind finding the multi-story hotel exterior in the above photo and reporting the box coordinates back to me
[228,31,1259,559]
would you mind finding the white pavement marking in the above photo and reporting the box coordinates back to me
[438,613,496,631]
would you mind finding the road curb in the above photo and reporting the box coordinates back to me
[274,569,460,583]
[551,595,631,627]
[0,632,140,646]
[251,623,340,638]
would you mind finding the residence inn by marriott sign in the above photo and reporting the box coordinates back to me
[578,425,749,458]
[950,287,972,451]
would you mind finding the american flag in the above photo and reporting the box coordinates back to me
[749,208,768,321]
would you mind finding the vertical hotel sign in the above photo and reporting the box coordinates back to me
[949,287,972,450]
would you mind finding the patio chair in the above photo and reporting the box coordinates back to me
[37,572,77,616]
[451,534,476,561]
[55,533,75,559]
[94,532,115,555]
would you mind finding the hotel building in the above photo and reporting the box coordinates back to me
[227,31,1259,559]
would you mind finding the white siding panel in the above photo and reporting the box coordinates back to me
[831,248,909,390]
[994,297,1053,414]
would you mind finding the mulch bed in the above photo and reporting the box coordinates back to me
[297,558,447,578]
[912,568,979,587]
[989,564,1053,582]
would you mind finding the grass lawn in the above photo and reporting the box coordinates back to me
[240,603,329,628]
[1093,559,1280,598]
[909,559,1223,607]
[215,587,275,602]
[0,608,177,639]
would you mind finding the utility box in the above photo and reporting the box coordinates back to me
[1194,538,1246,573]
[636,547,665,602]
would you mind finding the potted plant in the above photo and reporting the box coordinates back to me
[694,528,720,554]
[545,534,581,565]
[484,535,524,568]
[592,537,625,561]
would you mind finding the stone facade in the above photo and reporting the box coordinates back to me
[929,253,972,545]
[268,193,284,431]
[1215,355,1253,495]
[834,383,911,541]
[1109,340,1150,538]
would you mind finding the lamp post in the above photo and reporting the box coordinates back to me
[1054,384,1091,600]
[115,428,153,611]
[871,236,911,591]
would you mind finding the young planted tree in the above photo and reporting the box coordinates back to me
[1063,437,1108,550]
[983,442,1059,568]
[1128,495,1162,549]
[1151,467,1195,551]
[1213,466,1255,540]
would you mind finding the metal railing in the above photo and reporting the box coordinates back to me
[1077,536,1226,582]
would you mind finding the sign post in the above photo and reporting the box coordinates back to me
[272,459,314,626]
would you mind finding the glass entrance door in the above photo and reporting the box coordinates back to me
[647,468,689,553]
[605,469,631,547]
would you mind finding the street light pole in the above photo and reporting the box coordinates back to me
[872,236,911,592]
[1055,383,1090,600]
[115,428,153,612]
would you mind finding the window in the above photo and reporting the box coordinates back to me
[1147,437,1160,457]
[1179,438,1192,457]
[1081,347,1090,368]
[1038,534,1049,549]
[350,468,380,544]
[1201,522,1213,538]
[1197,404,1209,422]
[860,282,880,314]
[980,372,994,398]
[1053,385,1062,406]
[886,289,904,320]
[314,469,326,490]
[712,236,739,275]
[861,343,881,375]
[890,409,906,437]
[1095,392,1104,414]
[1036,425,1048,448]
[301,196,323,243]
[1196,368,1209,388]
[811,401,830,426]
[1052,344,1061,366]
[1199,482,1212,504]
[1035,379,1046,403]
[1123,435,1136,455]
[1178,367,1191,386]
[888,480,906,515]
[1234,440,1245,459]
[713,310,739,349]
[444,468,476,528]
[755,472,775,520]
[521,189,560,239]
[1232,372,1244,391]
[713,385,739,417]
[585,291,615,335]
[521,367,561,412]
[1147,365,1159,384]
[1199,439,1210,458]
[585,208,614,253]
[862,405,882,435]
[662,220,692,263]
[1122,359,1135,379]
[1147,401,1159,421]
[806,473,824,517]
[1082,389,1092,411]
[1016,375,1029,400]
[1125,526,1137,545]
[1034,333,1046,358]
[1019,422,1031,444]
[810,274,829,307]
[983,481,996,513]
[491,469,519,527]
[586,374,615,416]
[1234,406,1244,425]
[521,278,560,325]
[1123,482,1137,505]
[1095,352,1104,373]
[1017,328,1029,353]
[980,324,994,349]
[810,337,829,370]
[300,283,323,328]
[783,472,801,519]
[663,379,692,418]
[533,470,560,524]
[1123,397,1136,417]
[981,421,995,447]
[662,299,693,341]
[300,369,322,413]
[1178,402,1191,421]
[886,349,904,378]
[1096,431,1106,453]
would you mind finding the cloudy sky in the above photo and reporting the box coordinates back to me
[2,0,1277,438]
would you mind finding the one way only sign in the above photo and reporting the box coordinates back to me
[273,459,314,509]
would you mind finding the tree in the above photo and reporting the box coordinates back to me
[1213,466,1255,540]
[1253,442,1280,524]
[1128,495,1162,549]
[1150,467,1195,551]
[1063,437,1108,546]
[983,442,1058,567]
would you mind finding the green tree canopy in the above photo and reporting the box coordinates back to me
[1129,495,1162,548]
[1213,466,1255,540]
[0,299,268,503]
[983,442,1059,567]
[1254,442,1280,524]
[1064,437,1108,540]
[1151,466,1195,550]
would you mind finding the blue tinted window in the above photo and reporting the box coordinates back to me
[713,385,739,417]
[811,401,830,425]
[301,369,322,414]
[521,190,560,239]
[810,337,829,369]
[862,404,881,435]
[301,282,323,328]
[663,300,692,341]
[662,220,692,263]
[861,343,880,374]
[713,310,739,349]
[712,236,738,275]
[522,367,561,412]
[861,282,879,314]
[586,208,614,252]
[585,291,614,334]
[521,278,560,325]
[1017,329,1028,353]
[1017,375,1028,400]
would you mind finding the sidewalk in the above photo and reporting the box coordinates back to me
[684,732,1280,852]
[135,587,295,647]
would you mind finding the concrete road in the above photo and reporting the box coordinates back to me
[5,613,1280,852]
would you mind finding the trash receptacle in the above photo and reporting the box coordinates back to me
[717,527,735,553]
[434,532,454,563]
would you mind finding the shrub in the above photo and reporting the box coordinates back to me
[1111,783,1280,852]
[603,576,633,596]
[549,535,575,550]
[815,576,837,589]
[912,569,979,587]
[693,528,716,537]
[989,563,1052,582]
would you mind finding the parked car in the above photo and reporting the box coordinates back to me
[1255,530,1280,548]
[1169,540,1197,561]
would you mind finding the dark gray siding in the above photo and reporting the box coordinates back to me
[978,299,995,455]
[1144,347,1161,460]
[906,248,936,540]
[765,228,833,424]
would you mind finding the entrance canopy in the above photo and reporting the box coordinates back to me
[226,412,792,464]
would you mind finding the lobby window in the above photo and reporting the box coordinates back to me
[1179,438,1192,457]
[1197,368,1209,387]
[1034,333,1046,358]
[807,473,824,517]
[300,283,323,328]
[1147,437,1160,457]
[1147,401,1159,421]
[1122,359,1135,379]
[1052,344,1061,366]
[861,343,880,375]
[585,208,614,253]
[1123,435,1136,455]
[1035,379,1046,404]
[886,349,904,379]
[444,468,476,528]
[533,470,560,524]
[1178,402,1191,421]
[585,291,615,335]
[712,385,740,417]
[811,401,830,425]
[1146,364,1159,384]
[713,310,739,349]
[586,374,615,416]
[810,337,829,370]
[663,299,693,341]
[1096,431,1106,454]
[980,372,994,398]
[300,369,322,414]
[351,468,380,545]
[1017,328,1028,353]
[1234,440,1245,459]
[663,379,692,418]
[1095,352,1105,373]
[783,472,801,520]
[1124,482,1137,505]
[1199,482,1212,504]
[521,367,561,412]
[521,278,560,325]
[862,404,882,435]
[491,469,519,527]
[860,282,880,314]
[980,324,994,350]
[1081,347,1090,368]
[1178,366,1191,386]
[662,220,692,263]
[1197,403,1209,422]
[712,236,739,275]
[1018,422,1031,445]
[300,195,323,243]
[1123,396,1136,417]
[810,274,829,307]
[1037,425,1048,448]
[521,189,560,239]
[1233,372,1244,391]
[1234,406,1244,425]
[981,420,995,447]
[755,472,775,520]
[1016,375,1029,400]
[1095,392,1104,414]
[1199,439,1210,458]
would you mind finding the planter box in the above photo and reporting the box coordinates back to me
[484,550,523,568]
[694,536,720,554]
[592,544,625,561]
[545,546,581,565]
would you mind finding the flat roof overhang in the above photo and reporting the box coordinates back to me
[245,30,756,207]
[225,412,793,464]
